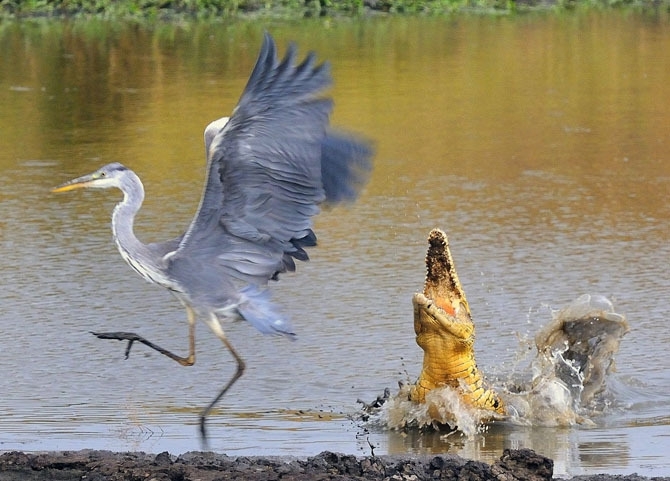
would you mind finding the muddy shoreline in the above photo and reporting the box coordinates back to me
[0,449,665,481]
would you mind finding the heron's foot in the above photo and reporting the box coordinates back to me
[90,331,195,366]
[91,331,145,359]
[199,413,209,447]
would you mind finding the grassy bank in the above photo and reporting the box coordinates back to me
[0,0,668,20]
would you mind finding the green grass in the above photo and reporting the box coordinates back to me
[0,0,668,18]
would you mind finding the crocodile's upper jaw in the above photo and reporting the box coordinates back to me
[422,228,471,320]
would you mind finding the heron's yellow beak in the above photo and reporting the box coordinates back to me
[52,174,96,193]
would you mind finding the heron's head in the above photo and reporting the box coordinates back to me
[204,116,230,155]
[52,162,129,193]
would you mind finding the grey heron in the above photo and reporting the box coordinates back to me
[52,32,373,442]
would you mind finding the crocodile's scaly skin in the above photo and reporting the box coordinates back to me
[409,229,504,415]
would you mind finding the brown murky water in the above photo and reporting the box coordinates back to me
[1,13,670,476]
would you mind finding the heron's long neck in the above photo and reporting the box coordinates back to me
[111,174,161,278]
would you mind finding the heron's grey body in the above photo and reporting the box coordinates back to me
[53,33,372,442]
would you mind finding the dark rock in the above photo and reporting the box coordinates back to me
[0,448,666,481]
[491,448,553,481]
[154,451,173,466]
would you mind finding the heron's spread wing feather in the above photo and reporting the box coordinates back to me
[321,132,374,204]
[174,33,334,287]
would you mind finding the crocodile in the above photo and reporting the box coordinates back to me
[403,228,629,425]
[408,228,504,416]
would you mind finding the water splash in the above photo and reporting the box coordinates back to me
[368,294,629,434]
[382,383,492,437]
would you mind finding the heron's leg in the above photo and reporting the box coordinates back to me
[91,306,197,366]
[199,314,246,442]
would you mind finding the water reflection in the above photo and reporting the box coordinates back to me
[1,12,670,477]
[578,437,631,471]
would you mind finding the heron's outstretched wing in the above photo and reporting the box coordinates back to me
[173,33,339,286]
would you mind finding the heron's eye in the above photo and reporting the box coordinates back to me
[99,172,106,178]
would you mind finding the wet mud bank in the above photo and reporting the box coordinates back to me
[0,449,665,481]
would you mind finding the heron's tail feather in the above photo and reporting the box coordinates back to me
[238,285,296,338]
[321,131,374,204]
